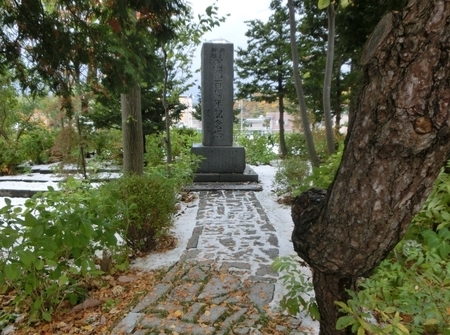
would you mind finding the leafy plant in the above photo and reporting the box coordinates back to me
[0,178,126,323]
[273,157,310,198]
[272,255,320,320]
[145,128,202,188]
[103,172,177,253]
[235,130,278,165]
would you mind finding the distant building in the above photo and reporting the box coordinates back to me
[178,98,296,133]
[178,95,201,130]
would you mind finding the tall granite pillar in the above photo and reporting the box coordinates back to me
[192,42,257,182]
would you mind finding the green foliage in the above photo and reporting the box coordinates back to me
[235,131,278,165]
[336,165,450,334]
[87,128,123,163]
[0,179,126,323]
[272,256,320,320]
[273,142,343,199]
[296,142,343,193]
[273,158,310,197]
[0,140,24,175]
[18,124,56,164]
[411,165,450,233]
[103,172,177,253]
[145,128,202,188]
[284,132,308,158]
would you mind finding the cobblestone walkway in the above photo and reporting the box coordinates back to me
[111,190,305,335]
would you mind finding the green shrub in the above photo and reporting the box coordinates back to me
[273,158,310,198]
[88,128,123,163]
[284,132,307,158]
[145,129,202,187]
[0,140,25,175]
[235,131,278,165]
[273,143,343,200]
[272,256,319,319]
[103,172,177,252]
[0,178,125,323]
[19,124,56,164]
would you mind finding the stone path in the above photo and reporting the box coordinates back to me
[111,190,306,335]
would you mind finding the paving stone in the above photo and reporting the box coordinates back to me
[182,302,205,322]
[133,331,150,335]
[162,264,187,283]
[268,234,279,247]
[198,274,240,299]
[221,261,251,270]
[262,248,279,259]
[233,326,251,335]
[140,316,215,335]
[211,295,228,305]
[187,226,203,248]
[182,266,209,282]
[219,237,235,247]
[256,264,278,277]
[260,222,275,232]
[152,302,180,316]
[249,282,275,311]
[198,306,227,324]
[180,249,201,261]
[131,284,172,313]
[216,308,248,335]
[168,282,202,302]
[111,312,144,334]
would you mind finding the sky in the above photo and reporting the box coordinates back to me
[186,0,274,99]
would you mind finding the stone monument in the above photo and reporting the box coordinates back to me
[192,42,258,182]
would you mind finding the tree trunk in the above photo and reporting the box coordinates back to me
[287,0,320,167]
[121,85,144,175]
[333,54,342,133]
[323,3,336,155]
[292,1,450,333]
[162,45,172,166]
[278,90,287,158]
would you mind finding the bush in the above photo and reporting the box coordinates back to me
[0,140,25,175]
[103,172,177,253]
[273,158,310,199]
[284,132,308,158]
[273,144,343,200]
[19,124,56,164]
[0,179,125,323]
[145,129,202,187]
[235,131,278,165]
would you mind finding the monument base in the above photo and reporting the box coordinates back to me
[193,165,259,183]
[192,144,246,174]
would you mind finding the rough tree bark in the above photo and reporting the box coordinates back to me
[121,85,144,175]
[292,1,450,334]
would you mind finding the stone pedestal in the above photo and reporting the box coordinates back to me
[192,144,245,173]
